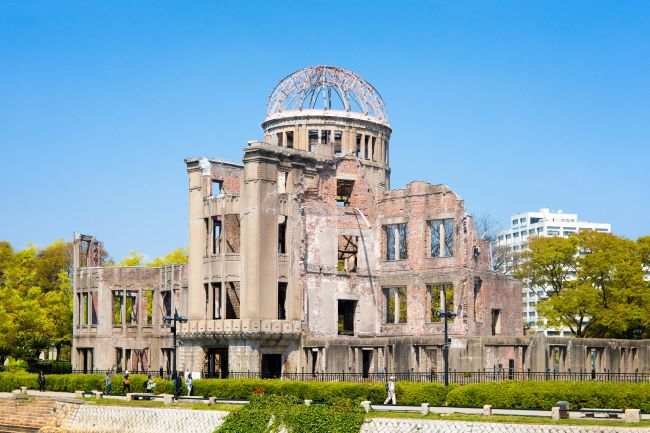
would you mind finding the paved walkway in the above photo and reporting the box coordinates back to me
[362,418,650,432]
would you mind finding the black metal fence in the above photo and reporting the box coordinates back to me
[200,370,650,384]
[19,365,650,384]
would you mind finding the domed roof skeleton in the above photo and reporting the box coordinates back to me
[266,66,388,124]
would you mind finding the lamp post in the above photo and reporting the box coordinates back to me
[435,285,457,386]
[163,309,188,379]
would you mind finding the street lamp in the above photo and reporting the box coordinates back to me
[163,309,188,379]
[435,285,457,387]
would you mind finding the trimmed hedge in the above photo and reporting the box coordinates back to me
[0,372,181,395]
[3,372,650,410]
[445,381,650,411]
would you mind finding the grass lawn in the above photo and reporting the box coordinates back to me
[78,397,241,412]
[369,411,650,427]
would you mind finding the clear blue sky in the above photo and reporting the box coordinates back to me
[1,0,648,260]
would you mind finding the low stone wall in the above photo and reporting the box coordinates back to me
[361,419,650,432]
[43,402,227,433]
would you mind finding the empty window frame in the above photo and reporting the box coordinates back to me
[145,290,153,325]
[427,283,453,322]
[212,283,221,319]
[337,300,356,335]
[211,180,222,197]
[364,136,369,159]
[308,130,319,151]
[321,130,330,144]
[355,134,361,158]
[277,282,287,320]
[384,287,407,324]
[225,282,240,319]
[337,235,358,273]
[278,219,287,254]
[491,309,502,335]
[212,218,222,254]
[112,290,124,325]
[336,179,354,206]
[286,131,294,148]
[385,223,408,260]
[430,219,454,257]
[125,290,138,325]
[333,130,342,155]
[161,291,172,318]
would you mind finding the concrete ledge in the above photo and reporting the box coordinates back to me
[625,409,640,423]
[420,403,430,415]
[551,407,560,421]
[483,405,492,416]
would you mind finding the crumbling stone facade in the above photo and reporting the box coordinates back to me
[72,66,650,377]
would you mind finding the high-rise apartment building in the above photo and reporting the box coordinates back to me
[495,208,611,336]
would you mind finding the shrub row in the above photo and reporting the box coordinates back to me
[217,394,365,433]
[3,372,650,410]
[446,381,650,411]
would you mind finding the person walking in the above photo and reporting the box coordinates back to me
[122,370,131,394]
[146,374,156,393]
[105,373,112,395]
[38,371,45,392]
[185,374,193,396]
[174,372,182,397]
[383,376,396,405]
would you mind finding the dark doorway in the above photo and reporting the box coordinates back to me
[362,349,373,378]
[261,354,282,379]
[508,359,515,379]
[338,300,356,335]
[207,347,228,378]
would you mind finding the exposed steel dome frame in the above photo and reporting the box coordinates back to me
[266,66,388,124]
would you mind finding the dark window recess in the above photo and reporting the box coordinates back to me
[334,130,342,155]
[355,134,361,158]
[286,131,294,148]
[212,180,222,197]
[261,354,282,379]
[226,282,240,319]
[491,309,501,335]
[278,220,287,253]
[161,291,172,317]
[311,350,318,376]
[337,235,358,272]
[308,130,318,151]
[336,179,354,206]
[362,350,372,378]
[277,282,287,320]
[337,300,356,335]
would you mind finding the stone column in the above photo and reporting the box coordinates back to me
[186,159,209,320]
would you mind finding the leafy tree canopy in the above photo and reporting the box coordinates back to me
[513,231,650,339]
[114,247,188,267]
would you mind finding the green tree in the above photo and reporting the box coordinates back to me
[513,232,650,338]
[146,247,188,266]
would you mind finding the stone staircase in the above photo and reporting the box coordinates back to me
[0,396,55,433]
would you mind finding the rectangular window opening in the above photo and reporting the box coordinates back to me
[384,287,407,324]
[112,290,124,325]
[212,218,221,254]
[337,235,358,273]
[161,291,172,318]
[145,291,153,325]
[125,291,138,325]
[428,284,453,322]
[212,282,221,319]
[355,134,361,158]
[337,300,356,335]
[278,218,287,254]
[226,282,240,319]
[491,309,502,335]
[430,219,454,257]
[277,282,287,320]
[336,179,354,206]
[211,180,222,197]
[334,130,342,155]
[308,130,318,152]
[286,131,294,148]
[384,223,408,260]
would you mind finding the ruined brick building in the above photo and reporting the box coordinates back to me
[72,66,649,377]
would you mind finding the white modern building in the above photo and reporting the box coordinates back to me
[495,208,611,336]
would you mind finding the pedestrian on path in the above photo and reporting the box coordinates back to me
[105,373,112,395]
[122,370,131,394]
[186,374,193,396]
[38,371,45,392]
[383,376,396,405]
[174,372,182,397]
